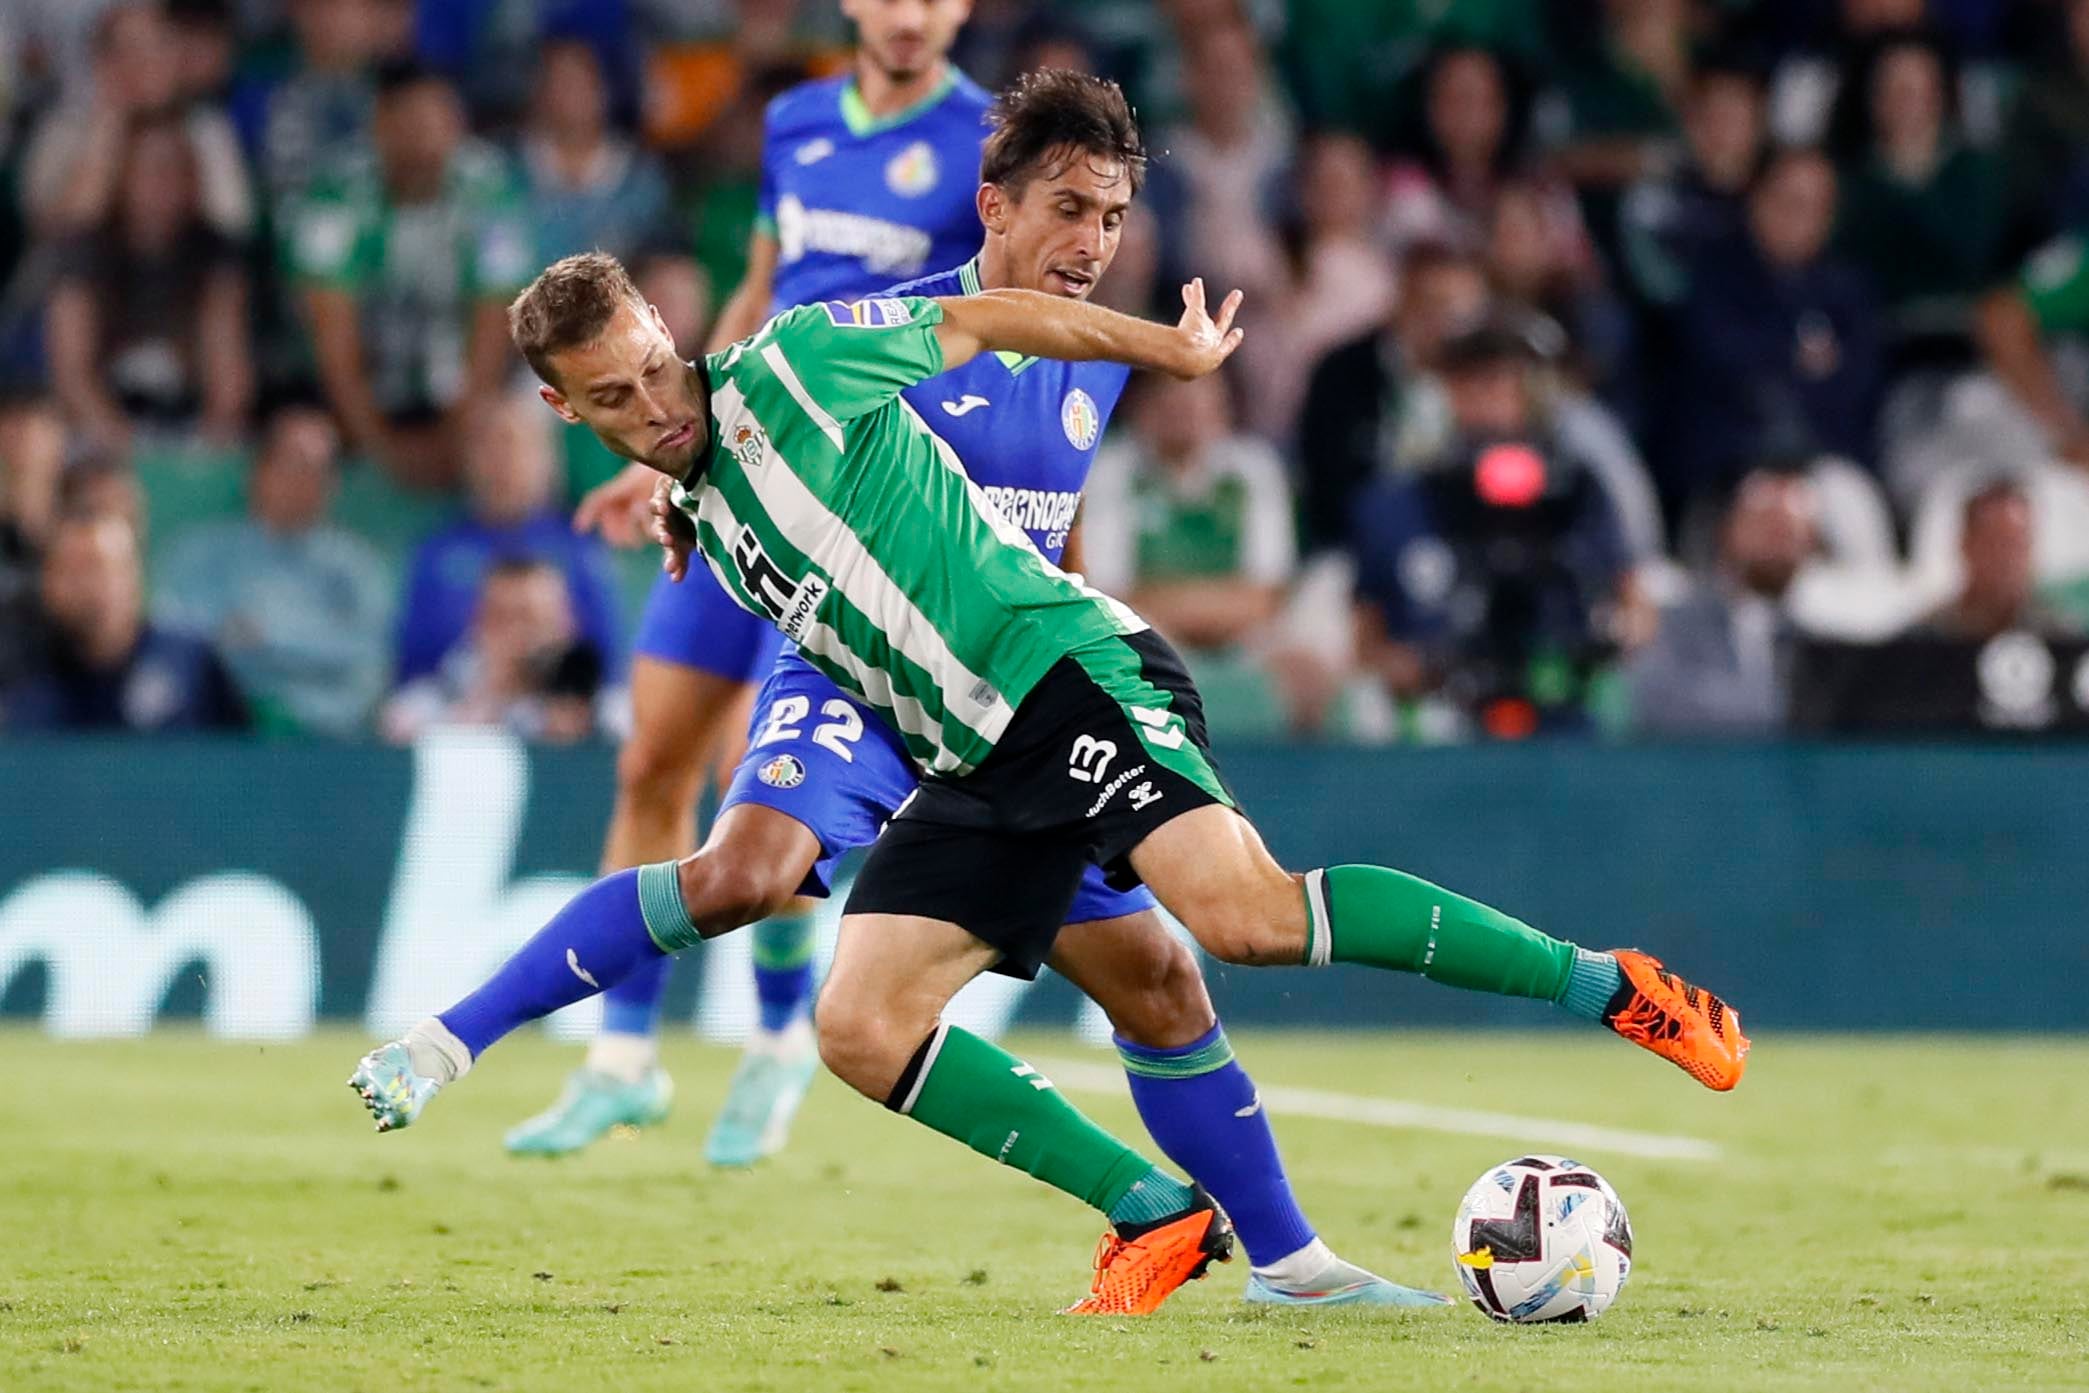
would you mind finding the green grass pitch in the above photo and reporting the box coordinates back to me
[4,1029,2086,1392]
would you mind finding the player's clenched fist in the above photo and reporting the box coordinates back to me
[648,475,698,581]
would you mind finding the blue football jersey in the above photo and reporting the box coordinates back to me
[889,257,1130,564]
[758,69,992,315]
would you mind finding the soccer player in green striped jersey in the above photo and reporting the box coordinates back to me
[355,249,1749,1315]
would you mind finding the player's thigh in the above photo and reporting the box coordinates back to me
[676,802,824,936]
[817,912,1000,1098]
[1048,903,1214,1051]
[725,676,916,899]
[1128,804,1308,967]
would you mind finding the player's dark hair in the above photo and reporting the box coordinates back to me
[508,252,645,388]
[981,70,1146,198]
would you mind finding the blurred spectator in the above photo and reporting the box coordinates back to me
[1236,132,1397,442]
[1483,177,1632,411]
[522,39,676,266]
[1673,148,1883,515]
[0,510,247,732]
[0,395,66,684]
[1384,45,1585,265]
[55,453,148,540]
[382,556,612,745]
[21,1,253,242]
[1296,243,1491,550]
[45,113,254,451]
[1619,58,1768,310]
[1999,0,2089,253]
[1771,0,2002,153]
[1546,0,1691,237]
[1083,373,1297,651]
[393,390,618,685]
[1628,469,1820,737]
[1833,32,2004,358]
[1146,20,1292,304]
[1350,321,1635,738]
[284,60,532,489]
[166,0,235,104]
[1277,0,1546,142]
[154,403,391,736]
[240,0,380,205]
[1914,480,2080,641]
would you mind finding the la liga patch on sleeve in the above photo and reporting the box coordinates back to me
[823,298,915,328]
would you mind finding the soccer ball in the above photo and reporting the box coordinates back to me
[1450,1155,1632,1323]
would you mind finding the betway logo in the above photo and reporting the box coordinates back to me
[1085,762,1149,819]
[979,486,1081,537]
[775,195,932,275]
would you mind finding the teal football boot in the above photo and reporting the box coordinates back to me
[348,1042,443,1133]
[504,1069,674,1156]
[703,1019,818,1167]
[1242,1269,1455,1309]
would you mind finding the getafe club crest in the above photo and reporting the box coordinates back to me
[758,753,807,789]
[1061,389,1100,450]
[885,140,939,197]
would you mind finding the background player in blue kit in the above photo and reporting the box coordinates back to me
[500,70,1440,1308]
[512,0,992,1160]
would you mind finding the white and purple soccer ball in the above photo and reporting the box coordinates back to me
[1450,1155,1632,1323]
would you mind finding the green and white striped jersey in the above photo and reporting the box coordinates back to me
[672,296,1146,775]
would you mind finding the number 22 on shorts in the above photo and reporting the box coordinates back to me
[756,695,865,761]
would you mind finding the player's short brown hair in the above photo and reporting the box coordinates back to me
[980,70,1146,199]
[508,252,644,388]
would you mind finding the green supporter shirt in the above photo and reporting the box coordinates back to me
[672,297,1145,776]
[284,141,534,416]
[2019,232,2089,335]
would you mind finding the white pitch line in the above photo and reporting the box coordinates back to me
[1033,1056,1723,1164]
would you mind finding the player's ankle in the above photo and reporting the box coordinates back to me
[403,1017,472,1085]
[586,1030,659,1084]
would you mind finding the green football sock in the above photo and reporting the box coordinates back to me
[1301,864,1581,1004]
[888,1024,1187,1220]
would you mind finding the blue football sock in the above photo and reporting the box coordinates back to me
[749,911,816,1033]
[1116,1022,1317,1267]
[439,863,691,1059]
[598,954,673,1037]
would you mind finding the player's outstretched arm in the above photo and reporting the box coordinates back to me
[934,279,1244,381]
[705,231,781,352]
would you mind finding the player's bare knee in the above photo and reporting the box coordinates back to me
[615,733,702,819]
[674,854,792,936]
[812,994,903,1098]
[1108,935,1213,1049]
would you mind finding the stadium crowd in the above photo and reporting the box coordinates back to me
[1,0,2087,744]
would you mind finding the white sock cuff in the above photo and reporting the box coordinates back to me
[1302,869,1334,967]
[1252,1235,1336,1285]
[404,1017,473,1084]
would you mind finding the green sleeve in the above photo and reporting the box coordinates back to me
[283,187,372,292]
[2020,235,2089,333]
[758,297,947,421]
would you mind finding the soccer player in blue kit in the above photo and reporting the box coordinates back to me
[483,69,1445,1309]
[509,0,997,1163]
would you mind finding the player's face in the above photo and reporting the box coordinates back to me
[844,0,971,83]
[540,299,709,478]
[986,152,1130,300]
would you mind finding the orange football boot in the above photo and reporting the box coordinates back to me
[1604,949,1751,1091]
[1062,1185,1235,1316]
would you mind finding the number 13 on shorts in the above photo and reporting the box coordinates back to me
[756,694,866,761]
